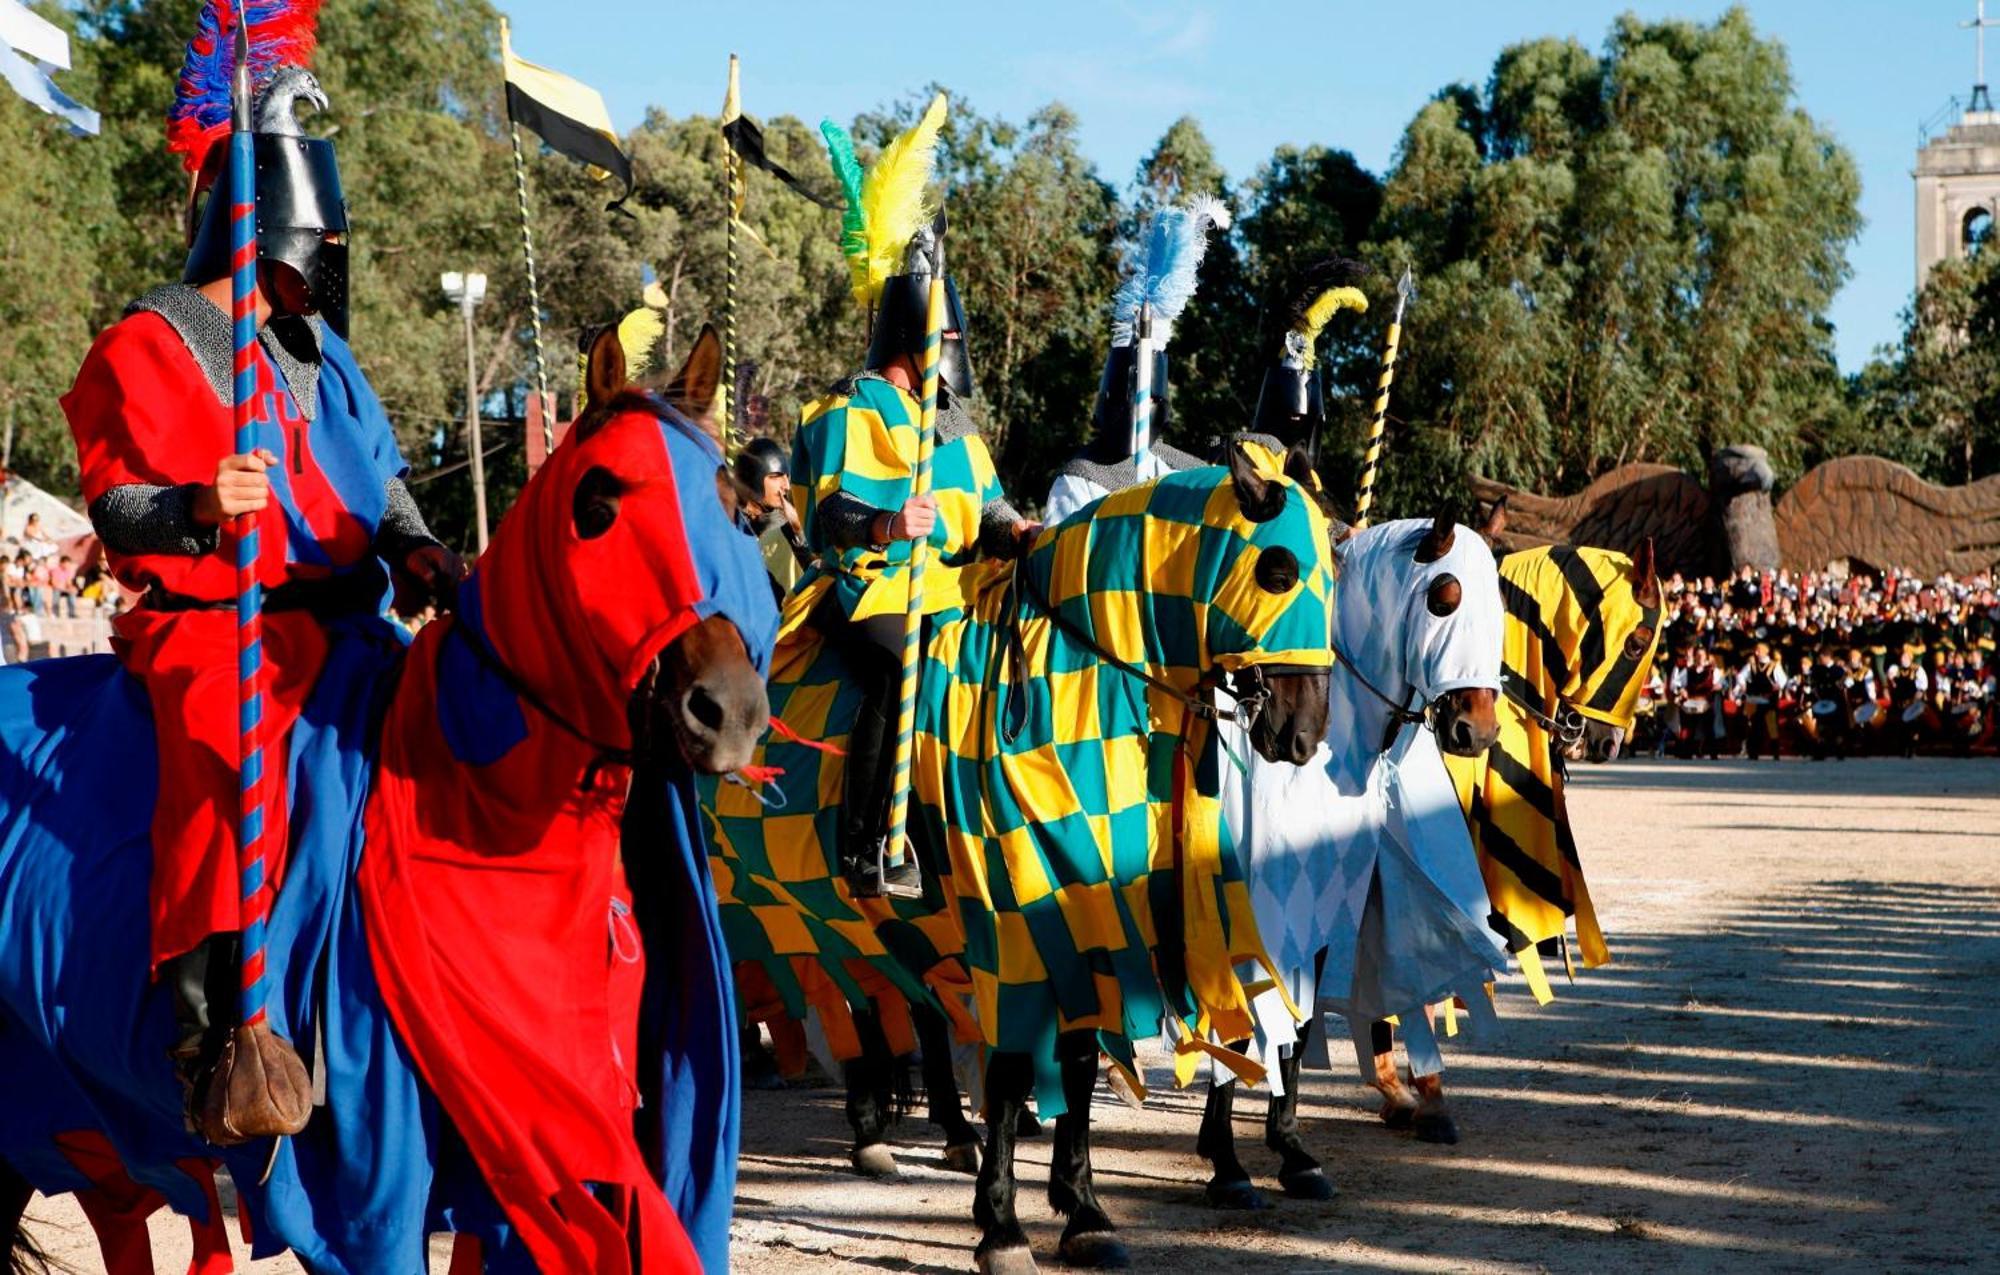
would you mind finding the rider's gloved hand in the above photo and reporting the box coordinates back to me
[395,541,468,613]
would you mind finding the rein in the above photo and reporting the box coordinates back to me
[447,614,639,788]
[1501,668,1585,747]
[1331,636,1430,753]
[1004,568,1275,743]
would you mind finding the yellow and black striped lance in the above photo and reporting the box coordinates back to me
[881,273,947,887]
[1353,266,1414,530]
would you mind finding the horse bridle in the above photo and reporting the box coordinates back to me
[447,612,645,787]
[1330,636,1435,754]
[1003,570,1287,744]
[1501,668,1586,748]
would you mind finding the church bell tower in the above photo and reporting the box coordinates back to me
[1917,1,2000,289]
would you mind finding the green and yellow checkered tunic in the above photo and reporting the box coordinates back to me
[1444,546,1661,1002]
[709,463,1337,1113]
[789,374,1006,623]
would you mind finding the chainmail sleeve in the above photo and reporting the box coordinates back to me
[373,476,442,563]
[816,489,885,552]
[89,483,218,557]
[978,496,1028,560]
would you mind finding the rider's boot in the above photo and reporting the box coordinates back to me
[165,933,313,1146]
[838,675,923,901]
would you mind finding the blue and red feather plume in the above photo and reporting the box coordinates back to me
[166,0,322,171]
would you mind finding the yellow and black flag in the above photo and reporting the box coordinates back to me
[501,19,631,208]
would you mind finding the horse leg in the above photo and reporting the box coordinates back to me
[1047,1032,1127,1269]
[0,1159,47,1275]
[972,1051,1035,1274]
[1266,1018,1335,1200]
[741,1022,785,1091]
[1368,1020,1418,1128]
[1409,1068,1459,1145]
[844,1008,900,1179]
[1196,1050,1268,1210]
[71,1187,153,1275]
[912,1002,981,1174]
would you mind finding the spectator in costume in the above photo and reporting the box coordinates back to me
[1732,641,1788,761]
[1671,644,1724,758]
[59,0,458,1143]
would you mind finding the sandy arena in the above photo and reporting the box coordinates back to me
[23,755,2000,1273]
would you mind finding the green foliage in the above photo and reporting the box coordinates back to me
[1362,6,1863,520]
[2,2,1915,546]
[1844,252,2000,483]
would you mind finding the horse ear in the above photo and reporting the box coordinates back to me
[1632,536,1660,607]
[1229,439,1285,523]
[667,325,725,429]
[1476,495,1508,546]
[1414,510,1455,563]
[585,325,627,412]
[1282,444,1316,490]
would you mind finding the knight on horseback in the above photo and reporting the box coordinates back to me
[58,0,459,1143]
[792,96,1038,898]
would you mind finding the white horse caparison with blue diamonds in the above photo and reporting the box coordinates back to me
[1199,513,1508,1206]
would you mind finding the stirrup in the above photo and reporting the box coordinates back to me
[190,1022,314,1148]
[846,835,924,901]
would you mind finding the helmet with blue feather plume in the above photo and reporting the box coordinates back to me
[1072,197,1230,465]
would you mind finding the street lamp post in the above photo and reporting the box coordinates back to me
[441,270,491,552]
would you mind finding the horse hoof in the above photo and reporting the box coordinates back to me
[1413,1112,1459,1145]
[943,1140,981,1174]
[1279,1167,1337,1201]
[1378,1099,1417,1130]
[977,1244,1038,1275]
[1059,1232,1129,1269]
[850,1143,900,1178]
[1205,1178,1270,1210]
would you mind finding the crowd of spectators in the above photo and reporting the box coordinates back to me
[1630,564,1999,759]
[0,513,124,664]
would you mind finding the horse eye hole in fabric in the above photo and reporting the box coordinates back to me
[1426,574,1462,617]
[1625,625,1655,658]
[1254,546,1301,595]
[573,466,624,540]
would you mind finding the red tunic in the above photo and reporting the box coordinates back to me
[63,309,382,968]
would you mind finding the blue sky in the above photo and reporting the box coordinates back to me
[504,2,1975,372]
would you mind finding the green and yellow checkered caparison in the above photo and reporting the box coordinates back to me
[708,457,1339,1114]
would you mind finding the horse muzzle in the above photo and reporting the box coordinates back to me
[1432,686,1500,757]
[1246,667,1331,766]
[641,614,769,775]
[1581,720,1623,763]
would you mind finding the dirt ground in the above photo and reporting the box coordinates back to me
[24,755,2000,1272]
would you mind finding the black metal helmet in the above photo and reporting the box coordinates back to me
[864,217,974,399]
[1248,360,1327,452]
[1081,343,1172,464]
[733,436,788,493]
[182,68,350,336]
